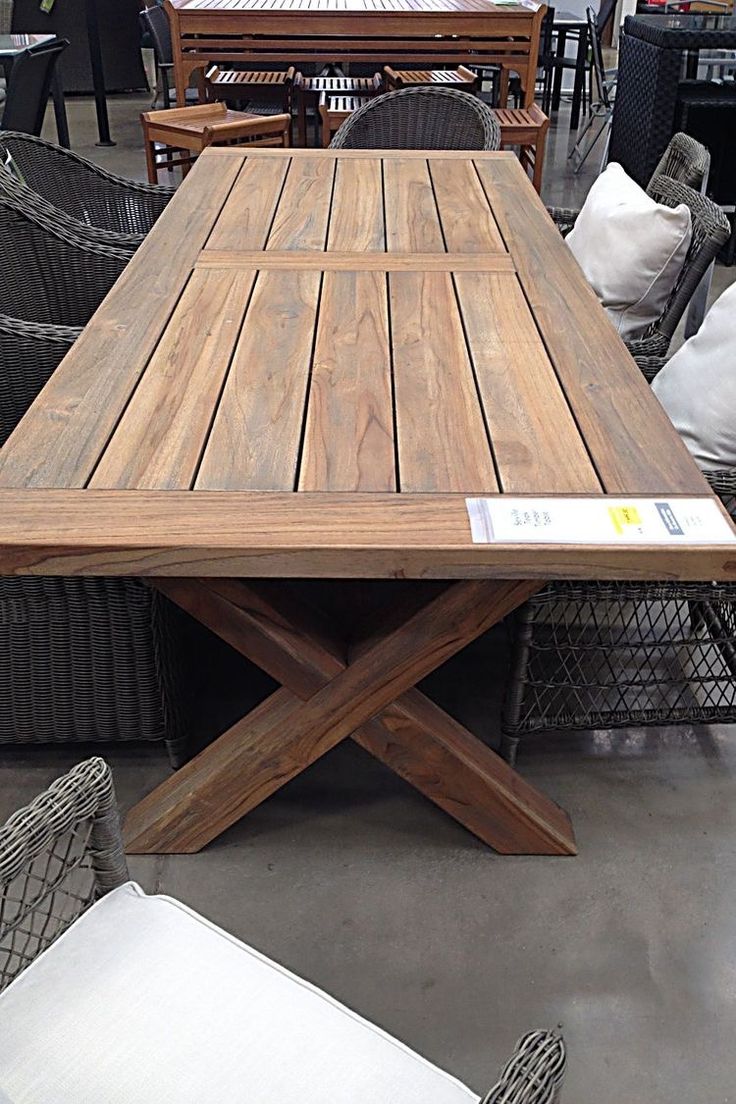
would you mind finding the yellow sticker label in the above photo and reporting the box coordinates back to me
[608,505,642,535]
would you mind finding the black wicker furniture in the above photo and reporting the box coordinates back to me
[0,36,67,137]
[329,86,501,150]
[0,760,567,1102]
[0,131,175,243]
[0,314,79,447]
[502,470,736,763]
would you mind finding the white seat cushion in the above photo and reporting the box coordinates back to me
[652,281,736,471]
[0,883,477,1104]
[566,162,692,340]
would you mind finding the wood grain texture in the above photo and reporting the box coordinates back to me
[454,272,602,494]
[266,155,335,249]
[196,269,320,490]
[197,251,516,271]
[474,157,711,496]
[124,576,569,853]
[90,269,256,490]
[143,576,576,855]
[206,154,289,250]
[383,157,445,252]
[429,157,505,252]
[0,491,733,581]
[299,270,395,492]
[0,155,242,490]
[327,157,385,251]
[390,270,498,492]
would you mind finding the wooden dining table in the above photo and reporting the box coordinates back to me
[0,147,735,858]
[164,0,547,108]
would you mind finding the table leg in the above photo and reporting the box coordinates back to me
[551,28,566,112]
[84,0,114,145]
[50,71,70,148]
[124,578,576,857]
[570,25,588,131]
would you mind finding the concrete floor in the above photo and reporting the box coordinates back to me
[2,90,734,1102]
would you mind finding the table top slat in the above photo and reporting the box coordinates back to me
[454,272,601,493]
[383,157,445,253]
[390,270,498,492]
[196,270,321,490]
[206,155,290,251]
[428,158,506,253]
[299,270,396,491]
[266,156,336,250]
[89,269,256,490]
[0,156,243,490]
[475,157,710,496]
[327,157,385,252]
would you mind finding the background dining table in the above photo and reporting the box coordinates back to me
[0,146,734,859]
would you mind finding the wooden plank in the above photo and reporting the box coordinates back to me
[266,155,335,249]
[474,157,710,496]
[123,577,568,853]
[0,490,733,580]
[206,154,289,250]
[90,269,255,490]
[383,157,445,252]
[149,576,577,855]
[428,158,505,252]
[197,250,516,271]
[0,156,242,489]
[196,270,320,490]
[454,272,601,494]
[390,270,497,492]
[203,147,520,160]
[327,157,384,251]
[299,270,395,492]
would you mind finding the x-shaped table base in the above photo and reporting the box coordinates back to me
[123,578,576,856]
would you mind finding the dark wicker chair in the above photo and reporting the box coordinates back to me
[1,37,68,136]
[0,131,174,243]
[625,175,730,361]
[0,195,192,766]
[0,759,566,1101]
[501,470,736,763]
[546,131,710,237]
[0,758,128,992]
[329,86,501,150]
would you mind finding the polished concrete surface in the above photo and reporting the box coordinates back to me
[3,91,733,1102]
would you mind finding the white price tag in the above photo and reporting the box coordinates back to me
[465,497,736,545]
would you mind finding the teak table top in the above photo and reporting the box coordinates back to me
[0,147,732,582]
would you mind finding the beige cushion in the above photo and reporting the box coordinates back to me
[652,282,736,471]
[0,882,478,1104]
[567,163,692,339]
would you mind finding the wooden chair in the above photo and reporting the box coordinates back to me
[318,92,375,147]
[495,104,550,194]
[297,74,381,146]
[140,102,290,183]
[383,64,479,93]
[199,65,297,122]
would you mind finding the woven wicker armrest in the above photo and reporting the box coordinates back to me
[0,759,129,991]
[546,205,580,237]
[481,1030,566,1104]
[0,132,174,238]
[633,353,667,381]
[0,313,81,445]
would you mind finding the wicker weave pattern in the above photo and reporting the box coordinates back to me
[0,186,130,326]
[0,132,174,240]
[0,758,128,991]
[481,1031,566,1104]
[330,86,501,150]
[0,314,80,447]
[653,131,710,189]
[502,472,736,749]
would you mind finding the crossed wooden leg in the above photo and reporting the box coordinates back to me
[123,578,576,856]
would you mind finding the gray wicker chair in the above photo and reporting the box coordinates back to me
[0,196,192,766]
[0,758,128,992]
[0,131,174,244]
[0,759,566,1103]
[329,86,501,150]
[546,131,710,236]
[501,469,736,762]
